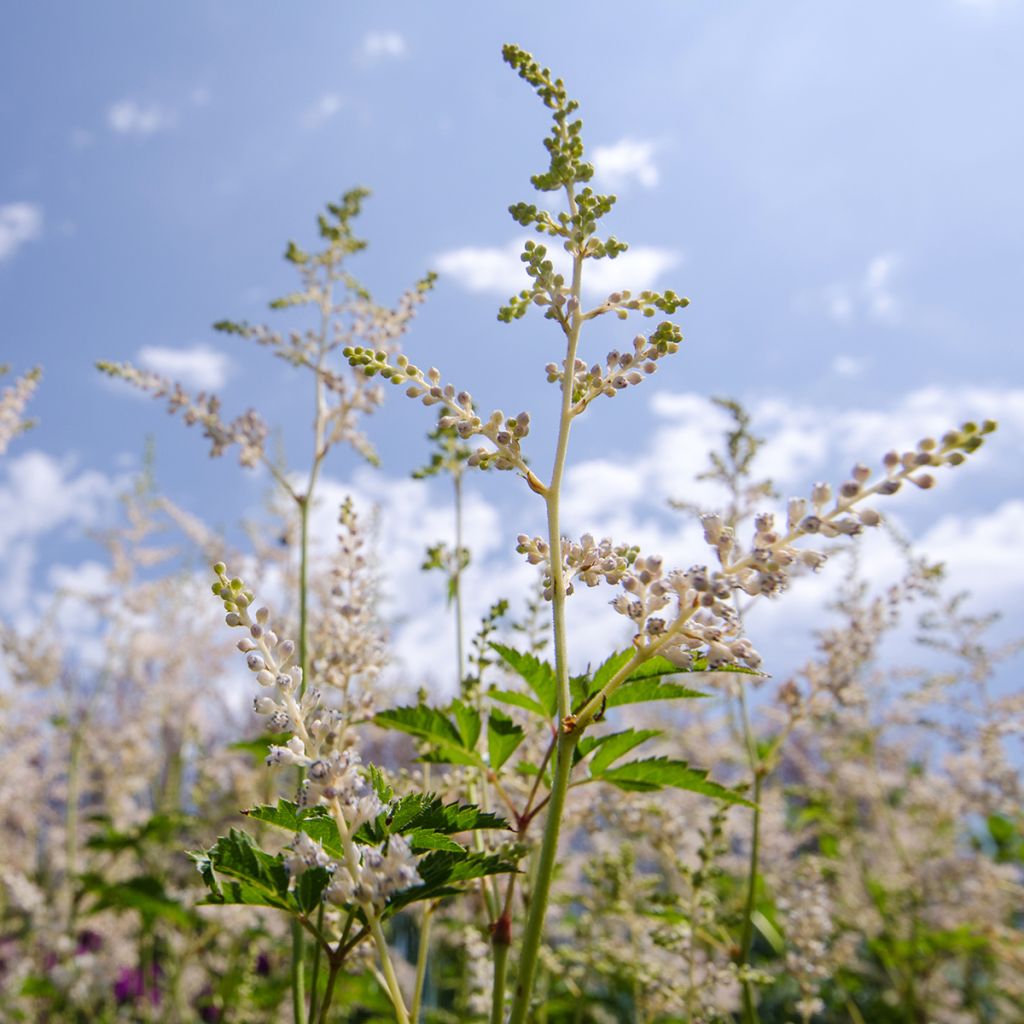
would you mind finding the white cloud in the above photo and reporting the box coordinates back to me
[360,31,407,60]
[592,138,660,190]
[821,251,903,326]
[0,203,42,263]
[831,355,865,377]
[302,93,345,129]
[435,238,681,298]
[137,344,231,391]
[0,452,118,621]
[107,99,174,136]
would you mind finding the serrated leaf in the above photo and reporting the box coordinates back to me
[605,677,709,709]
[375,705,483,767]
[596,757,751,806]
[245,802,344,859]
[591,648,635,692]
[294,867,332,914]
[576,729,662,775]
[407,829,465,853]
[450,698,482,751]
[358,794,509,846]
[368,764,394,803]
[385,851,516,915]
[491,643,557,717]
[488,688,547,718]
[487,710,525,771]
[189,829,294,911]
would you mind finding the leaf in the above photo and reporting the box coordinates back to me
[488,688,547,718]
[596,757,751,806]
[245,802,344,859]
[368,763,394,804]
[491,643,557,717]
[230,732,292,763]
[375,705,483,767]
[590,648,635,692]
[576,729,662,775]
[605,677,709,709]
[487,710,526,770]
[385,851,517,914]
[189,829,294,911]
[406,830,465,852]
[450,698,482,751]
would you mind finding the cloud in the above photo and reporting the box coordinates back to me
[435,238,681,298]
[360,31,407,60]
[0,203,42,263]
[592,138,660,190]
[137,344,231,391]
[107,99,174,136]
[0,452,119,621]
[831,355,866,377]
[820,251,903,326]
[302,93,345,129]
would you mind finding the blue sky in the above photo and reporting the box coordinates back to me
[2,1,1022,689]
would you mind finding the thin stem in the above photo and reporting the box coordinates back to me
[410,902,435,1023]
[453,471,466,687]
[368,914,411,1024]
[739,771,763,1024]
[307,904,326,1023]
[291,919,307,1024]
[490,940,510,1024]
[316,961,342,1024]
[507,732,577,1024]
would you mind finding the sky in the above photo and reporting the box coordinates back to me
[2,1,1023,699]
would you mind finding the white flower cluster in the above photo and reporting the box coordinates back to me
[211,563,421,908]
[611,557,762,670]
[516,532,637,599]
[545,321,682,416]
[343,347,543,485]
[0,366,41,456]
[708,422,996,596]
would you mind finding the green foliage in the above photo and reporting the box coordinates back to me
[589,756,752,806]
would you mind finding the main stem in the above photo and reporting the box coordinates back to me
[507,219,584,1023]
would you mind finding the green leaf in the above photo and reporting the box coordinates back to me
[596,757,751,806]
[406,830,465,853]
[450,698,482,751]
[487,710,526,770]
[590,649,635,692]
[245,802,344,859]
[375,705,483,767]
[488,687,548,718]
[294,867,332,914]
[188,829,295,911]
[605,677,709,709]
[491,643,557,717]
[368,764,394,804]
[386,851,517,915]
[362,794,509,844]
[577,729,662,775]
[229,732,291,764]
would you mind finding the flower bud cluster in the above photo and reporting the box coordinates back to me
[344,347,536,478]
[96,362,269,468]
[516,533,637,599]
[611,557,763,671]
[0,366,41,457]
[210,561,421,910]
[706,420,997,596]
[325,834,420,909]
[545,322,683,415]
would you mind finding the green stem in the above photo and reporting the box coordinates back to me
[291,920,307,1024]
[410,903,435,1022]
[739,772,763,1024]
[453,471,466,687]
[368,914,411,1024]
[316,961,341,1024]
[490,938,510,1024]
[507,732,577,1024]
[307,904,326,1022]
